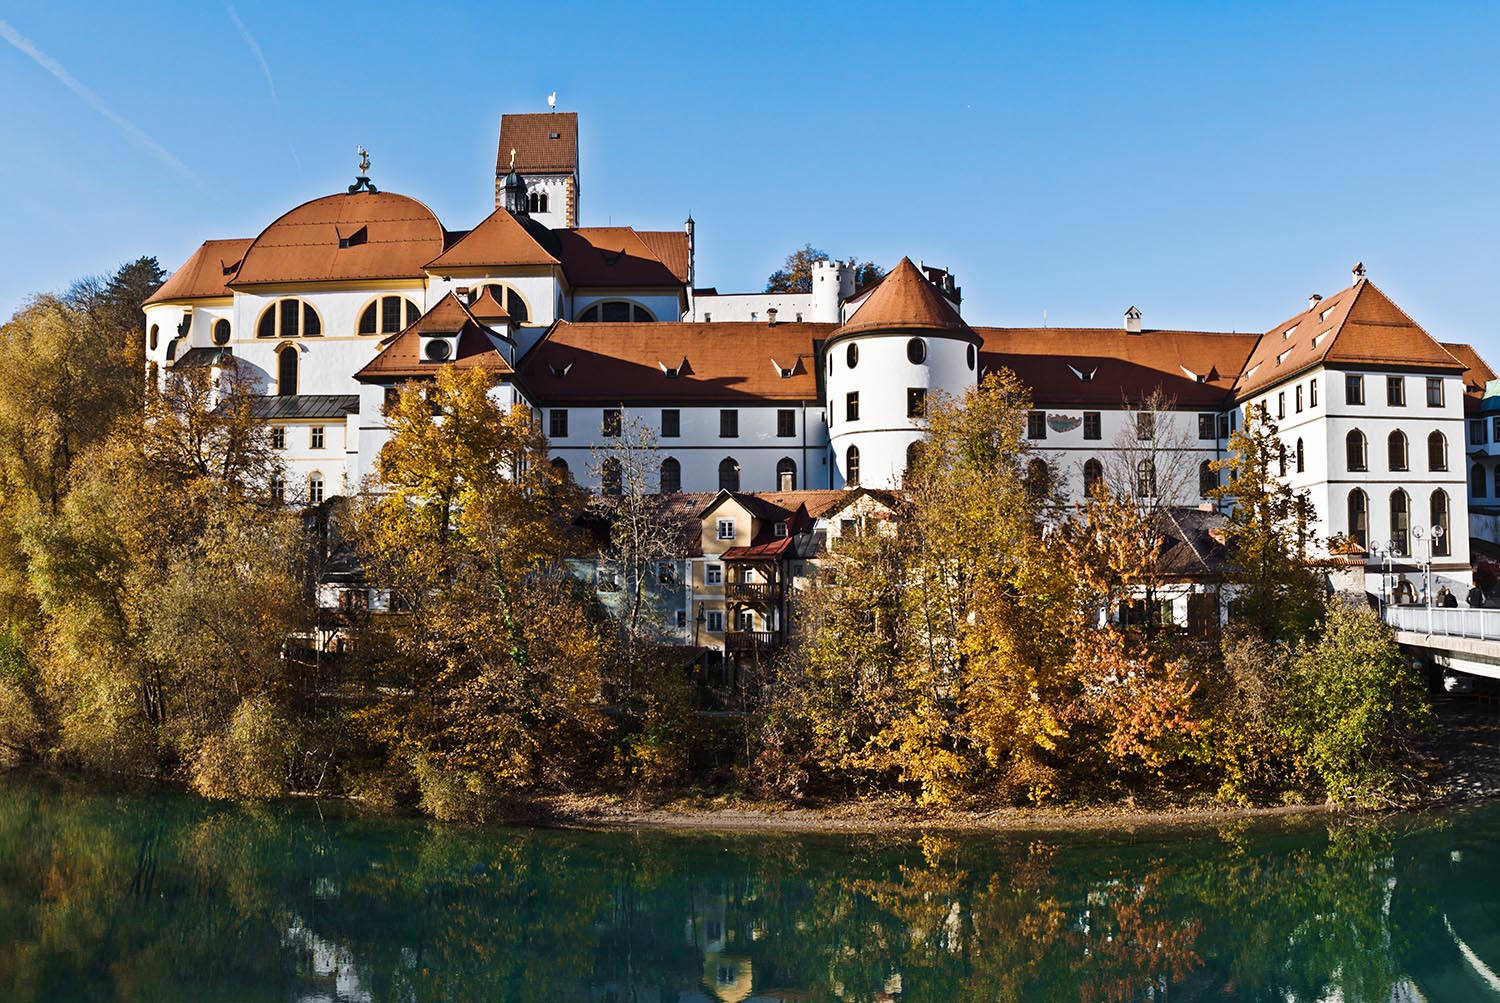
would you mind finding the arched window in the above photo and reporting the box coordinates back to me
[277,346,298,397]
[212,319,231,346]
[269,472,285,505]
[1346,429,1367,472]
[1346,489,1368,549]
[481,285,531,324]
[1136,458,1156,497]
[846,343,859,369]
[718,457,740,492]
[358,296,420,335]
[1277,442,1288,477]
[1084,458,1104,494]
[1473,464,1488,499]
[149,324,159,351]
[906,338,927,364]
[905,441,922,481]
[1390,489,1410,556]
[1295,438,1305,474]
[1025,458,1050,498]
[1428,430,1447,471]
[257,299,322,339]
[660,457,681,494]
[1199,460,1217,497]
[967,344,976,371]
[1386,430,1408,471]
[601,457,622,496]
[1431,489,1451,556]
[776,457,797,492]
[551,457,569,476]
[845,445,860,487]
[308,472,325,505]
[1494,465,1500,499]
[528,191,540,213]
[575,300,653,323]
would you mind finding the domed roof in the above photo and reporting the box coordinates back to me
[836,257,974,339]
[232,190,446,287]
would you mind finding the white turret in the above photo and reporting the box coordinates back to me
[810,259,856,323]
[825,257,979,489]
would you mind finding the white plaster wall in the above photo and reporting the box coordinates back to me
[691,293,818,324]
[270,421,349,502]
[1026,407,1225,506]
[826,331,978,489]
[146,300,234,370]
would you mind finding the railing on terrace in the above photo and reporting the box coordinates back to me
[726,630,779,652]
[727,581,776,602]
[1383,604,1500,641]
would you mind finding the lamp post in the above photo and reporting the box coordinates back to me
[1371,540,1390,606]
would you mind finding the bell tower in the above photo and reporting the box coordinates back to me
[496,109,580,228]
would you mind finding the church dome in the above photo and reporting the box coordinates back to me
[232,190,446,287]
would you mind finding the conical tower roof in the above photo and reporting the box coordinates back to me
[837,257,973,338]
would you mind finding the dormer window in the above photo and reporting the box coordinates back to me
[548,362,573,379]
[1320,306,1336,322]
[423,336,453,362]
[337,225,368,249]
[774,521,789,538]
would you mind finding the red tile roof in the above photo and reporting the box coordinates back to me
[516,320,833,404]
[145,238,254,304]
[1442,342,1496,414]
[1237,279,1462,397]
[497,112,578,175]
[232,191,446,287]
[977,327,1259,407]
[837,257,974,339]
[556,227,686,288]
[635,230,692,284]
[424,207,558,270]
[354,292,514,381]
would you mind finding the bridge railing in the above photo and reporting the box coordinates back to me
[1383,604,1500,640]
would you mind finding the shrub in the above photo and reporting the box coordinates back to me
[190,694,291,800]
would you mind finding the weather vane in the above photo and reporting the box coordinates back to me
[348,146,378,193]
[357,146,371,176]
[509,147,517,171]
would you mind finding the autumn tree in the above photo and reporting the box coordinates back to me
[765,244,884,293]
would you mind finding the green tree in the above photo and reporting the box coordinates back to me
[765,244,884,293]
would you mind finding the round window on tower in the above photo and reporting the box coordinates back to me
[846,343,859,369]
[212,319,231,346]
[907,338,927,364]
[967,344,976,371]
[425,338,452,362]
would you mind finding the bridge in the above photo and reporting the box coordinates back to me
[1383,605,1500,681]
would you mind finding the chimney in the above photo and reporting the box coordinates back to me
[1124,306,1143,335]
[1352,261,1367,283]
[767,307,778,326]
[1308,293,1323,310]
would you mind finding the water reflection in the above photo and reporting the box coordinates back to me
[0,775,1496,1002]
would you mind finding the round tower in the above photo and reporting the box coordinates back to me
[825,257,979,489]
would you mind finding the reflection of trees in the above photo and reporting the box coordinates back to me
[0,778,1487,1002]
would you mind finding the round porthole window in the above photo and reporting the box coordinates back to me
[212,319,231,346]
[967,344,976,371]
[425,338,452,361]
[846,343,859,368]
[907,338,927,364]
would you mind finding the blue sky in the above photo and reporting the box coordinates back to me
[2,1,1498,356]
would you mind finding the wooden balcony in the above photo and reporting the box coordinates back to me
[725,630,779,653]
[727,581,777,602]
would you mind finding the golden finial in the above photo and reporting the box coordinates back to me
[357,146,370,175]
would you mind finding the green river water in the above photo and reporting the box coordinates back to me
[0,773,1495,1002]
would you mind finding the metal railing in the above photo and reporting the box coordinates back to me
[1383,604,1500,641]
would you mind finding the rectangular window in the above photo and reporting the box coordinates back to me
[602,408,621,437]
[310,425,325,449]
[549,409,568,438]
[675,610,687,628]
[270,426,286,450]
[846,392,859,422]
[738,610,755,631]
[1083,412,1102,440]
[720,409,738,438]
[1471,419,1488,445]
[1027,410,1047,440]
[1310,378,1318,407]
[1345,374,1364,405]
[706,610,724,633]
[1277,392,1286,420]
[1493,416,1500,443]
[1198,413,1216,440]
[716,518,735,540]
[1427,377,1444,408]
[1387,376,1405,407]
[907,388,927,418]
[1217,414,1230,439]
[1136,411,1155,440]
[1295,385,1304,413]
[706,564,723,585]
[661,408,680,438]
[773,521,789,538]
[776,408,795,437]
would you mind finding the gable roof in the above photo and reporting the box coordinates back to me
[1442,342,1496,414]
[635,230,692,284]
[354,292,514,382]
[515,320,832,404]
[498,112,578,175]
[556,227,686,288]
[145,238,254,304]
[977,327,1258,408]
[424,206,559,270]
[1237,279,1462,398]
[232,191,446,287]
[836,257,975,340]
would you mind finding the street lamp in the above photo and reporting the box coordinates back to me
[1371,540,1392,606]
[1411,525,1444,607]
